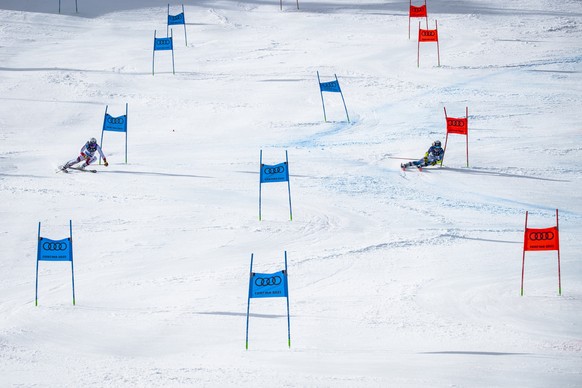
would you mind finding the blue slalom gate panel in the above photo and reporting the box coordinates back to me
[103,114,127,132]
[38,237,72,262]
[245,252,291,349]
[260,162,289,183]
[319,80,341,93]
[154,36,174,51]
[35,221,76,306]
[249,270,288,298]
[168,12,185,25]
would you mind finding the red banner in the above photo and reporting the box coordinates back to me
[446,117,468,135]
[419,28,438,42]
[409,0,428,39]
[442,107,469,167]
[524,226,559,251]
[410,5,427,18]
[521,209,562,296]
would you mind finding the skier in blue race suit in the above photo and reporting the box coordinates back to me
[61,138,108,171]
[401,140,444,170]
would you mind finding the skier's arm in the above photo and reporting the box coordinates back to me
[96,145,108,166]
[80,144,89,159]
[437,148,444,161]
[433,148,444,165]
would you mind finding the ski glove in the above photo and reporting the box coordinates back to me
[103,159,109,167]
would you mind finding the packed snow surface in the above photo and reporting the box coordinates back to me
[1,0,581,386]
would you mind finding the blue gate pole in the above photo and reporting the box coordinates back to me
[99,106,108,165]
[336,74,350,123]
[317,71,328,122]
[285,251,291,348]
[183,4,188,46]
[69,220,76,306]
[286,151,293,221]
[171,29,176,75]
[152,31,156,76]
[35,222,41,306]
[125,103,128,164]
[259,150,263,221]
[245,254,254,349]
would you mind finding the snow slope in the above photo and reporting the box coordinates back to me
[1,0,581,386]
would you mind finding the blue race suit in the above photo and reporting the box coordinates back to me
[413,145,444,167]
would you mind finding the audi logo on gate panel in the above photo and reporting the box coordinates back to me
[419,29,438,42]
[447,119,466,128]
[255,276,282,287]
[529,231,555,241]
[158,39,171,45]
[107,117,125,124]
[42,242,68,251]
[263,166,285,175]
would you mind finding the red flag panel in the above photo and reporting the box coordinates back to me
[419,28,438,42]
[410,5,427,18]
[524,227,559,251]
[446,117,468,135]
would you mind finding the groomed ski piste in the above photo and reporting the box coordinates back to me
[1,0,581,386]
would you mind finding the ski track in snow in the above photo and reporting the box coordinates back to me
[1,0,582,386]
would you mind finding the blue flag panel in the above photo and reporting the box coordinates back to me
[249,271,288,298]
[168,12,185,25]
[154,37,173,51]
[103,114,127,132]
[38,238,72,262]
[319,80,341,93]
[260,162,289,183]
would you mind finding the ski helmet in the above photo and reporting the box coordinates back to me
[433,140,442,147]
[89,137,97,145]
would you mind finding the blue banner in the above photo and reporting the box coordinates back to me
[38,237,72,262]
[320,80,341,93]
[249,271,288,299]
[260,162,289,183]
[168,12,185,25]
[154,37,173,51]
[103,114,127,132]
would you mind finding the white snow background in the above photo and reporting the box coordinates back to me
[1,0,581,386]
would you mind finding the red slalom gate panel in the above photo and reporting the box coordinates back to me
[418,27,438,42]
[410,4,427,18]
[442,107,469,167]
[446,116,468,135]
[521,209,562,296]
[417,20,440,67]
[409,0,428,38]
[524,226,560,251]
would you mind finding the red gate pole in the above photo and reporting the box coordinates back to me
[436,20,440,67]
[424,0,428,29]
[417,22,421,67]
[556,209,562,296]
[409,0,412,39]
[521,211,529,296]
[465,107,469,167]
[442,107,449,165]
